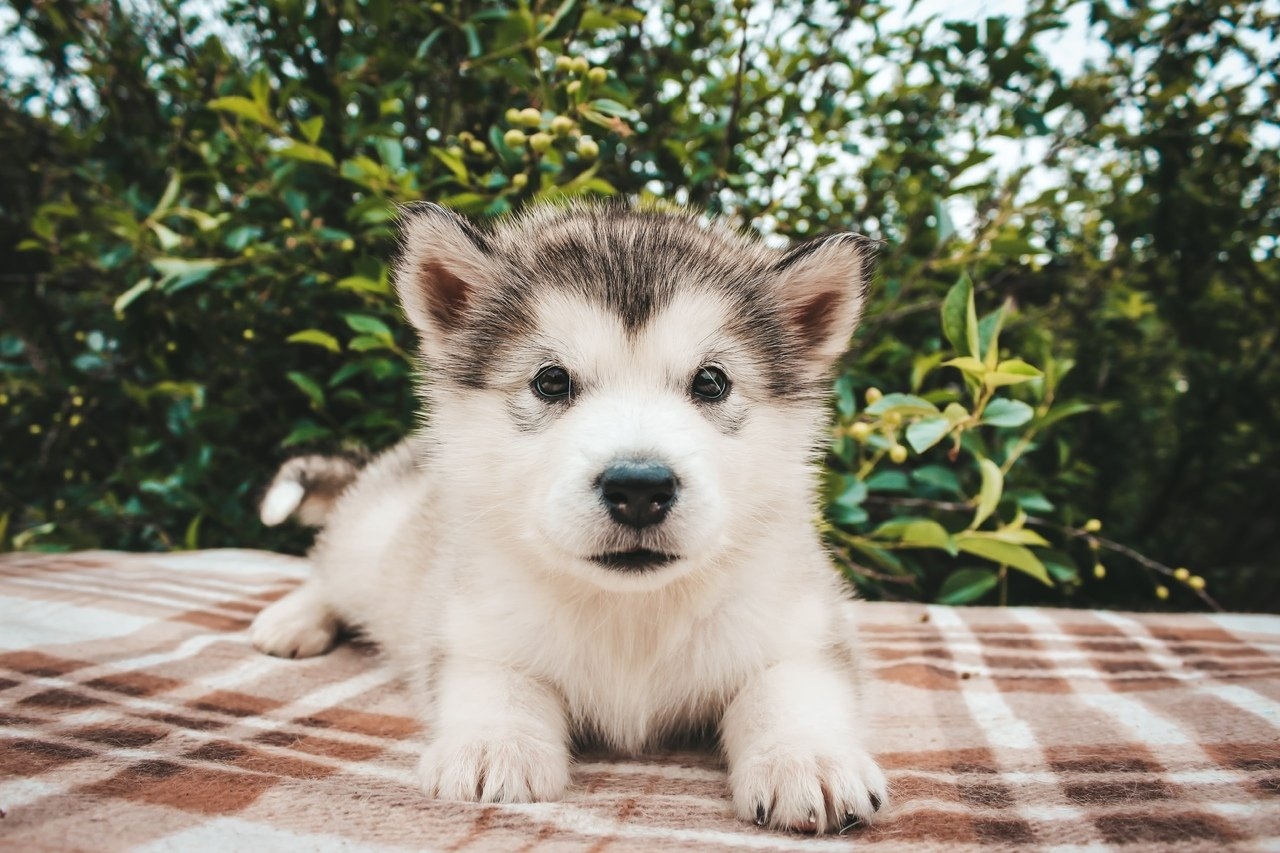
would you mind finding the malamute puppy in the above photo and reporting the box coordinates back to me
[251,201,888,833]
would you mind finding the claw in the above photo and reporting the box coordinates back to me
[755,804,767,826]
[809,810,817,824]
[870,793,882,812]
[840,813,863,835]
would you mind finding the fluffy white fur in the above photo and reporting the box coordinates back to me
[251,202,888,833]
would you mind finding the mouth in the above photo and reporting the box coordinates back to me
[590,548,679,572]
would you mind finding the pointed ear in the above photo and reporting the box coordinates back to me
[772,231,875,371]
[393,202,497,340]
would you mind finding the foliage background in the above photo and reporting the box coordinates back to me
[1,0,1277,611]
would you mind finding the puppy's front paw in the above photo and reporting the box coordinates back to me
[250,589,337,659]
[731,745,887,834]
[417,732,571,804]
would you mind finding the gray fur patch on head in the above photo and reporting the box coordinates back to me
[393,200,873,399]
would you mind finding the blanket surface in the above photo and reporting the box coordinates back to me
[1,549,1278,851]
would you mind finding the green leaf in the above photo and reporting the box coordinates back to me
[955,534,1051,585]
[972,457,1003,529]
[153,172,180,217]
[336,275,390,295]
[277,141,336,167]
[984,358,1043,388]
[588,98,640,121]
[913,465,962,496]
[865,393,940,417]
[149,221,181,250]
[898,519,957,555]
[828,503,869,526]
[286,371,325,408]
[430,146,470,183]
[1037,401,1096,430]
[1012,490,1055,513]
[941,273,979,358]
[348,335,390,352]
[937,568,999,604]
[183,514,202,550]
[865,470,911,493]
[979,302,1006,368]
[208,96,276,128]
[834,476,868,509]
[942,356,986,378]
[286,330,341,353]
[911,351,946,391]
[342,314,393,339]
[834,373,858,418]
[113,278,153,315]
[934,198,956,245]
[282,420,331,447]
[299,115,324,144]
[152,257,220,291]
[984,526,1050,547]
[982,398,1034,427]
[905,415,952,453]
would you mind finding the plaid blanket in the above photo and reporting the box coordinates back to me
[2,550,1278,851]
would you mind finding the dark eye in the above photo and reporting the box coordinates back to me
[691,366,730,401]
[532,365,573,401]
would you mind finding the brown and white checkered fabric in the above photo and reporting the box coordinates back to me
[2,550,1278,850]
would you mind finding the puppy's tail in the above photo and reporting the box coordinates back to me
[259,453,365,528]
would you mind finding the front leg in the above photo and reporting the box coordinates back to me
[417,656,571,804]
[722,656,888,834]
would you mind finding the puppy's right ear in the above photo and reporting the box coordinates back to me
[394,202,496,341]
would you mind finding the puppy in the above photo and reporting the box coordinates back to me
[251,201,888,833]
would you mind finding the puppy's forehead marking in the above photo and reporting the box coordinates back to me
[529,290,739,386]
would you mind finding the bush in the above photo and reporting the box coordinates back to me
[2,0,1276,611]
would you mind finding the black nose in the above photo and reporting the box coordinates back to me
[598,461,678,529]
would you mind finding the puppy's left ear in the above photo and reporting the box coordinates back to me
[772,232,875,371]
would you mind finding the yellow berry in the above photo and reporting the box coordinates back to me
[888,444,908,464]
[72,395,84,406]
[0,393,8,405]
[1083,518,1102,533]
[566,80,582,95]
[588,67,607,84]
[74,331,86,341]
[554,55,573,72]
[504,108,521,125]
[502,129,526,148]
[1155,585,1169,600]
[883,411,902,427]
[576,136,599,158]
[528,132,553,153]
[68,414,82,428]
[281,217,294,229]
[1093,563,1106,579]
[865,387,883,404]
[511,173,528,189]
[54,499,65,511]
[1173,567,1190,581]
[468,140,487,155]
[849,422,872,442]
[518,107,542,127]
[166,342,177,352]
[29,424,41,435]
[550,115,575,135]
[64,469,74,481]
[1188,575,1206,590]
[571,56,590,74]
[340,238,355,251]
[243,329,255,340]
